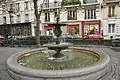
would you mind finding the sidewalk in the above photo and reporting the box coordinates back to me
[0,47,30,80]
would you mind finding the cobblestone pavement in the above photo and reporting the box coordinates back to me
[0,46,120,80]
[91,47,120,80]
[0,47,29,80]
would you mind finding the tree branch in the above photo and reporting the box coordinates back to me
[38,0,45,17]
[33,0,39,18]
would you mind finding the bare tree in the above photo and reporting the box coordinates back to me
[0,0,45,48]
[33,0,45,48]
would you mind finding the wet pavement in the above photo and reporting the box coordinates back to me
[0,46,120,80]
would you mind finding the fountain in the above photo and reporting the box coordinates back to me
[7,16,110,80]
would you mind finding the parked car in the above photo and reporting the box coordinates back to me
[88,34,103,40]
[60,34,78,39]
[82,34,103,40]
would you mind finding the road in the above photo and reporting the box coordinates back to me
[0,46,120,80]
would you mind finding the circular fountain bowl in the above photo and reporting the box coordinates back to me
[43,42,73,50]
[7,47,110,80]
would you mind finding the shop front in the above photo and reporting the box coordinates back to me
[0,22,31,37]
[82,20,101,39]
[67,24,79,35]
[44,24,79,36]
[44,26,55,36]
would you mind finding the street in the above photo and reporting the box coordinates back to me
[0,46,120,80]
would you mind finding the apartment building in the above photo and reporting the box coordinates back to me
[101,0,120,39]
[42,0,102,38]
[0,0,34,36]
[0,0,120,39]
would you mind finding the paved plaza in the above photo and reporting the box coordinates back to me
[0,46,120,80]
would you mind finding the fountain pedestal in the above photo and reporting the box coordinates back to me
[43,43,73,58]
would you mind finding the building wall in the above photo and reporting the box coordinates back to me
[0,0,120,39]
[102,2,120,39]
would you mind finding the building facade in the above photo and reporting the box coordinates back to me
[0,0,120,39]
[41,0,102,38]
[101,0,120,39]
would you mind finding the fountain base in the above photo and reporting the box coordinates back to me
[7,48,110,80]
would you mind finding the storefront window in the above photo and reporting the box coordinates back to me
[12,25,31,36]
[44,26,55,36]
[82,21,100,37]
[67,25,79,35]
[84,24,99,35]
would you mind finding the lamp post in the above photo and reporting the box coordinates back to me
[8,10,14,47]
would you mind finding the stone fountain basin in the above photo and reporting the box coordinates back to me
[7,47,110,80]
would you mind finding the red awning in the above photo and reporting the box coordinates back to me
[67,25,78,28]
[44,26,55,29]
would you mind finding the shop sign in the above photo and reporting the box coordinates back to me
[44,26,55,29]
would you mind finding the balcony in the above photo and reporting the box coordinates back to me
[45,19,50,22]
[108,14,117,18]
[105,0,119,3]
[67,17,77,20]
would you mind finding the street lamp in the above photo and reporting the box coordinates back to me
[8,10,14,47]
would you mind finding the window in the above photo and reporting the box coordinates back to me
[44,2,49,8]
[17,15,20,23]
[54,9,60,21]
[85,9,96,19]
[67,25,79,35]
[25,14,29,22]
[24,2,28,10]
[12,25,31,36]
[2,5,6,13]
[10,16,14,23]
[108,24,115,33]
[108,6,115,17]
[10,4,13,10]
[45,13,50,22]
[44,0,49,8]
[67,10,77,20]
[54,0,59,7]
[3,16,6,24]
[16,3,20,11]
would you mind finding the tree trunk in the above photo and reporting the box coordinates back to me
[35,18,41,48]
